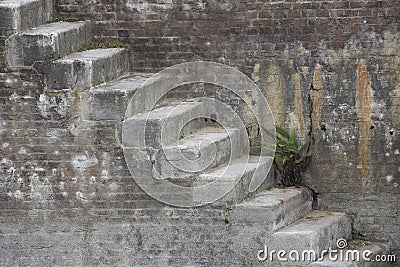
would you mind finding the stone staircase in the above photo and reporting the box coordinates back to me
[1,0,128,87]
[228,189,390,266]
[0,1,391,266]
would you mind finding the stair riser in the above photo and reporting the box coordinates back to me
[84,75,152,121]
[0,0,53,37]
[87,89,136,121]
[6,22,91,67]
[227,201,313,264]
[229,188,312,230]
[230,199,312,228]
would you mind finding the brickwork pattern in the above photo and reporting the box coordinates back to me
[56,0,400,71]
[0,0,399,264]
[56,0,400,251]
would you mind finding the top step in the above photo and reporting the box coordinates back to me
[0,0,53,37]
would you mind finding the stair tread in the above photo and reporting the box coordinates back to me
[190,155,274,206]
[57,48,126,61]
[17,21,87,35]
[229,187,312,226]
[159,155,270,182]
[274,210,348,234]
[164,126,236,150]
[131,101,201,120]
[94,73,154,92]
[228,187,313,243]
[196,155,271,183]
[236,187,311,207]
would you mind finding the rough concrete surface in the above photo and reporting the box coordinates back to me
[0,0,399,266]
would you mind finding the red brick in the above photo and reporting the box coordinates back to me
[251,19,275,27]
[245,10,258,19]
[259,11,273,19]
[167,21,193,28]
[350,2,379,8]
[340,17,364,24]
[195,20,225,28]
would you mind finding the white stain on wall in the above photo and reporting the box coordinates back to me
[71,152,99,175]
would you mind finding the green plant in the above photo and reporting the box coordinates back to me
[273,126,312,187]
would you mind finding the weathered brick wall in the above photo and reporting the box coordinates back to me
[0,1,398,263]
[57,0,399,71]
[55,0,400,252]
[0,70,162,211]
[0,68,269,266]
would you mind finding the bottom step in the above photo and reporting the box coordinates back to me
[266,210,352,266]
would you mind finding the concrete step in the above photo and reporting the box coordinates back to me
[226,187,311,263]
[266,210,352,266]
[229,187,312,230]
[0,0,53,37]
[6,21,91,67]
[152,127,243,179]
[42,48,129,90]
[309,240,391,267]
[85,73,153,121]
[192,155,275,206]
[122,100,207,148]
